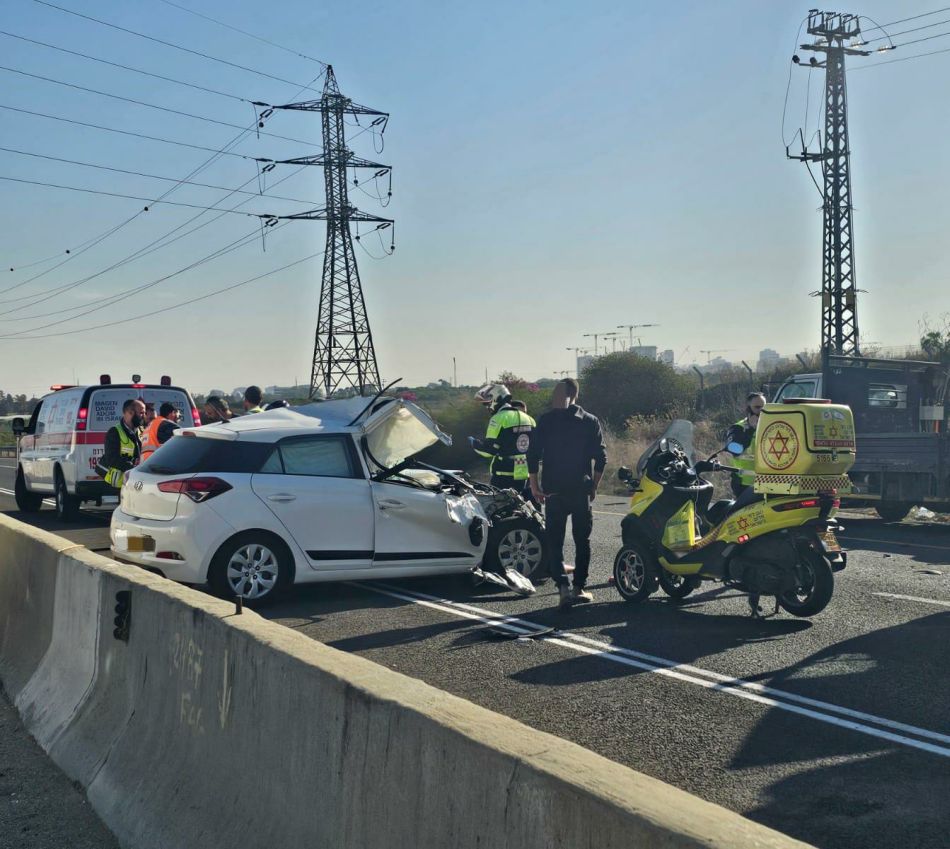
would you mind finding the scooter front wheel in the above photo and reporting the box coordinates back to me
[659,570,701,600]
[778,551,834,617]
[613,543,658,602]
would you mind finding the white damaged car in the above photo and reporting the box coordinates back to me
[110,396,488,601]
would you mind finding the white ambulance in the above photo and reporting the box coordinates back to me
[12,375,200,521]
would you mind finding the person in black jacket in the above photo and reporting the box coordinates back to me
[528,378,607,610]
[96,398,144,489]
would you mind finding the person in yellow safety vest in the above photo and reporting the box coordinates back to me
[243,385,264,414]
[725,391,767,498]
[96,398,145,490]
[469,383,536,497]
[140,402,182,463]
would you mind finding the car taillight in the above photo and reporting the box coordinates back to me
[157,477,232,503]
[76,407,88,431]
[191,408,201,426]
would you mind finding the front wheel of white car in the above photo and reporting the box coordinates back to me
[208,532,294,604]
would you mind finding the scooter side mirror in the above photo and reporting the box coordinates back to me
[726,441,744,456]
[659,438,669,453]
[617,466,633,482]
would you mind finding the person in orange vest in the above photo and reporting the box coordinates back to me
[140,402,182,462]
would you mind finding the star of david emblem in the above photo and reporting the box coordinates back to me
[736,516,750,531]
[828,424,839,438]
[760,421,799,471]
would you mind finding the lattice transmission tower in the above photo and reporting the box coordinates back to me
[788,10,868,356]
[269,66,393,397]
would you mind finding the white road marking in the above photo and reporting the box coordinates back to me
[0,463,17,469]
[0,486,55,506]
[872,592,950,609]
[359,581,950,759]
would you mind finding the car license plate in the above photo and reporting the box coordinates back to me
[114,530,154,552]
[819,530,841,552]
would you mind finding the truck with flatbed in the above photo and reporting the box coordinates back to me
[773,353,949,521]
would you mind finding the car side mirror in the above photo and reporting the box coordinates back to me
[11,417,25,436]
[617,466,633,482]
[726,441,744,456]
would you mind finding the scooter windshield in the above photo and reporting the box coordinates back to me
[636,419,696,477]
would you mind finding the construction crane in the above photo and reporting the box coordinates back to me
[700,349,733,364]
[787,10,868,357]
[602,332,622,354]
[618,323,659,349]
[582,332,610,356]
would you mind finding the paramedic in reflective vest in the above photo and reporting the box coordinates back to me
[469,383,535,496]
[725,392,766,497]
[96,398,144,490]
[140,402,181,463]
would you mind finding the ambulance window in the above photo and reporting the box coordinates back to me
[88,390,134,431]
[868,383,906,409]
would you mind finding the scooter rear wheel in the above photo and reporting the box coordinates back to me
[613,543,658,602]
[778,551,834,617]
[658,570,701,600]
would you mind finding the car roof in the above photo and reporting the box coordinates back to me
[186,397,392,442]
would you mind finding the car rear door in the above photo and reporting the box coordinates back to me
[251,435,375,570]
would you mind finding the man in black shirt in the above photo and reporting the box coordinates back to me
[528,378,607,610]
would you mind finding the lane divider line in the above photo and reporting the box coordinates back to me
[359,581,950,758]
[0,486,54,506]
[873,592,950,609]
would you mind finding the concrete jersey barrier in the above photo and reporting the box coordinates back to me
[0,514,815,849]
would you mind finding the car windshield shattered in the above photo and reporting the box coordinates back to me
[636,419,696,476]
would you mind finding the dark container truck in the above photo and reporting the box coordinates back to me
[773,354,949,521]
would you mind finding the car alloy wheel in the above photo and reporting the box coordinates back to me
[496,526,545,577]
[226,543,280,600]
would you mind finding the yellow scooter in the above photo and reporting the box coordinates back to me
[613,405,853,617]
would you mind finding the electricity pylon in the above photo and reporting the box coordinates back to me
[788,10,868,356]
[268,66,393,397]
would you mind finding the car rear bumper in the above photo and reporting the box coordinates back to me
[110,505,232,583]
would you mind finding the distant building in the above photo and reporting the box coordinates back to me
[706,357,732,373]
[757,348,782,372]
[658,349,675,365]
[629,345,658,360]
[576,354,594,376]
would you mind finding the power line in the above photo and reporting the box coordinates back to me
[155,0,328,67]
[0,29,247,103]
[885,28,950,49]
[860,15,950,43]
[1,251,323,341]
[0,64,315,145]
[858,6,950,37]
[0,176,278,219]
[0,103,270,160]
[0,162,310,314]
[0,146,317,205]
[851,43,950,69]
[0,223,287,336]
[31,0,325,93]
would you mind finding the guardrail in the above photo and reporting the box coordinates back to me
[0,515,814,849]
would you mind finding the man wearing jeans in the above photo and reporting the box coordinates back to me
[528,378,607,610]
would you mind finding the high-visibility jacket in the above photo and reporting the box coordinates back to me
[97,423,139,489]
[140,416,167,462]
[728,417,757,487]
[473,406,535,481]
[246,405,264,415]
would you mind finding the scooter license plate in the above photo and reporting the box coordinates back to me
[819,530,841,552]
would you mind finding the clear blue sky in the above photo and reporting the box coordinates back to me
[1,0,947,396]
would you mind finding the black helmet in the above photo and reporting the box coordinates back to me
[264,399,290,411]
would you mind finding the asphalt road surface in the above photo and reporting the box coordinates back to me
[2,460,948,849]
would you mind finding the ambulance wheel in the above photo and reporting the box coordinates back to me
[658,570,701,599]
[779,551,834,617]
[613,543,658,602]
[875,502,912,523]
[54,470,80,522]
[14,468,43,513]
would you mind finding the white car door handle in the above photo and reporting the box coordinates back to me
[378,499,406,510]
[267,493,297,503]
